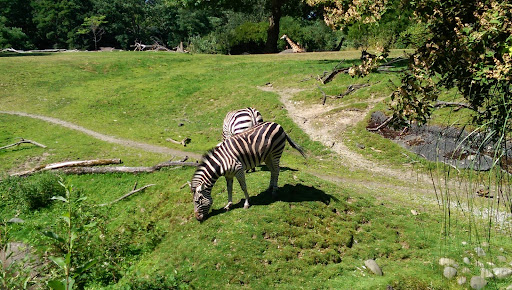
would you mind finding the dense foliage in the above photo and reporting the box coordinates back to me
[390,0,512,142]
[0,0,419,53]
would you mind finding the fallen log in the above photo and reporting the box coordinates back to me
[96,183,155,207]
[0,138,47,150]
[12,159,123,177]
[51,160,199,175]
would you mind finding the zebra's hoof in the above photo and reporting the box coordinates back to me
[224,203,232,211]
[244,202,250,209]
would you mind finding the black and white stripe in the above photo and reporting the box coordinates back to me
[191,122,305,221]
[222,107,263,140]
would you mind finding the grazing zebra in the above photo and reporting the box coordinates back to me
[222,107,263,140]
[190,122,306,221]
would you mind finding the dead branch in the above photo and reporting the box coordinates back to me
[367,116,393,132]
[12,159,122,177]
[320,61,350,84]
[434,101,473,111]
[0,138,47,150]
[96,183,155,207]
[166,137,191,147]
[338,82,373,98]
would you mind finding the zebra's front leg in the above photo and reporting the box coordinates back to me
[235,170,250,209]
[224,177,234,211]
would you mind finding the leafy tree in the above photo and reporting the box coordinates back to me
[77,15,107,50]
[309,0,512,143]
[0,0,35,49]
[31,0,93,49]
[390,0,512,141]
[175,0,322,53]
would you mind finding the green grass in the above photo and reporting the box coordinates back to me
[1,51,511,289]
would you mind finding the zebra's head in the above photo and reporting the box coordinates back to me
[191,183,213,221]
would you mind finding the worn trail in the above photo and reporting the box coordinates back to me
[1,111,201,160]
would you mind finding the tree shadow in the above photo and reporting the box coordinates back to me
[0,52,53,58]
[207,184,336,220]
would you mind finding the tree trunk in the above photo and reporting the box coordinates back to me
[264,0,284,53]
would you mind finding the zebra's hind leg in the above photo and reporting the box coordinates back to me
[224,177,234,210]
[235,170,250,209]
[265,155,281,198]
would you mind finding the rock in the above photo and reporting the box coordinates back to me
[443,267,457,279]
[7,217,25,223]
[364,259,383,276]
[461,267,471,274]
[475,247,486,257]
[462,241,468,246]
[439,258,457,267]
[480,268,493,278]
[493,267,512,279]
[470,276,487,289]
[497,256,507,263]
[476,261,484,268]
[457,276,467,285]
[411,209,418,216]
[463,257,471,265]
[506,284,512,290]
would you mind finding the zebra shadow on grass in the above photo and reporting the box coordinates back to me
[208,183,336,219]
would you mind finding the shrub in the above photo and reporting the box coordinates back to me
[0,173,65,211]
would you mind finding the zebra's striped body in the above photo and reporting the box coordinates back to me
[222,108,263,140]
[191,122,306,221]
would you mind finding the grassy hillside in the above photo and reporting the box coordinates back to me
[1,51,511,289]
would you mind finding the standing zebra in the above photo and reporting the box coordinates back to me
[190,122,306,221]
[222,107,263,140]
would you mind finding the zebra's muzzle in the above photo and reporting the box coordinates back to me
[195,211,204,221]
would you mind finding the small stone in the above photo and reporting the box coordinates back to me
[443,266,457,279]
[462,241,468,246]
[457,276,467,285]
[411,209,418,216]
[461,267,471,274]
[487,261,495,266]
[463,257,471,265]
[480,268,493,278]
[439,258,457,267]
[7,217,24,223]
[364,259,383,276]
[506,284,512,290]
[497,256,507,263]
[470,276,487,289]
[482,242,489,247]
[475,247,486,257]
[476,261,484,268]
[493,268,512,279]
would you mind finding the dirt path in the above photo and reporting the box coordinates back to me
[258,86,430,183]
[1,111,201,160]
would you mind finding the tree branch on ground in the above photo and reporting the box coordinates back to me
[166,137,191,147]
[96,183,156,207]
[367,116,393,131]
[0,138,47,150]
[12,159,123,177]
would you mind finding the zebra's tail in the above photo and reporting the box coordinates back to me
[286,134,306,158]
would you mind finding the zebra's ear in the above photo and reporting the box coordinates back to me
[196,184,203,193]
